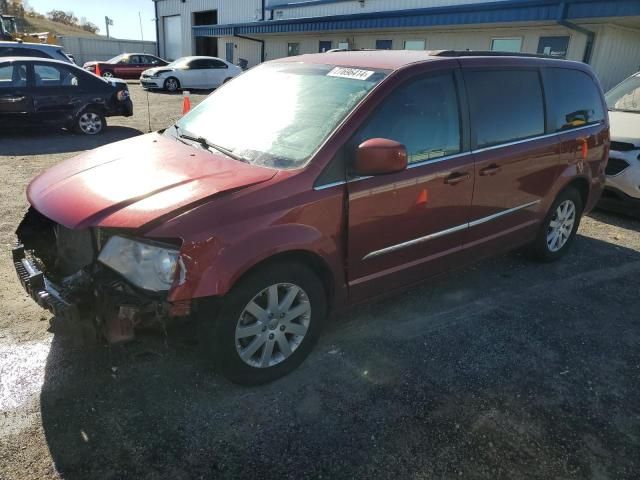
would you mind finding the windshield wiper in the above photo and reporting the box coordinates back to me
[174,125,250,163]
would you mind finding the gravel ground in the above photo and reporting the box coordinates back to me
[1,85,639,480]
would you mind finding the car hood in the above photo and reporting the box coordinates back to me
[27,133,277,230]
[609,110,640,147]
[143,67,173,76]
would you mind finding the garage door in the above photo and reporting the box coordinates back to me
[163,15,182,61]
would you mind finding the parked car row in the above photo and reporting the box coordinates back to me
[12,50,612,385]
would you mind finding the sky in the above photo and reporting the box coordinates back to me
[26,0,157,41]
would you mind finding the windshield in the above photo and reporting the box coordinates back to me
[1,17,16,34]
[168,58,190,68]
[173,62,387,169]
[107,54,127,64]
[606,74,640,113]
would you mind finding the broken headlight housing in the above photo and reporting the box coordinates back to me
[98,236,180,292]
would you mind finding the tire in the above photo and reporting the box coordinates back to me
[204,262,327,385]
[529,187,583,262]
[164,76,180,92]
[74,108,105,135]
[101,70,114,79]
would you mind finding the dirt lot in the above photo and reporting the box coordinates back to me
[1,85,639,480]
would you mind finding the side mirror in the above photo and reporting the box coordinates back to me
[354,138,408,176]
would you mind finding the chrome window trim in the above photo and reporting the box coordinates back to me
[471,123,601,154]
[314,122,602,190]
[362,200,541,260]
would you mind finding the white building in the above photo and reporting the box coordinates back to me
[153,0,640,90]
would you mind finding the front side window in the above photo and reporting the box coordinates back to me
[0,62,27,89]
[173,63,387,169]
[466,69,545,148]
[544,68,605,131]
[354,72,461,163]
[34,64,79,87]
[606,73,640,114]
[490,37,523,53]
[288,43,300,56]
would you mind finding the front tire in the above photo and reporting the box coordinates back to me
[164,76,180,92]
[529,187,583,262]
[205,263,327,385]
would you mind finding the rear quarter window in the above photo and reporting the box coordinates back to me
[465,69,545,149]
[543,68,605,132]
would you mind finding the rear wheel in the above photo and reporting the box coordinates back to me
[101,70,114,79]
[74,109,105,135]
[164,76,180,92]
[529,187,583,262]
[204,263,326,385]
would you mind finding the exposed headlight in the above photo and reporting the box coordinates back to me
[98,236,180,292]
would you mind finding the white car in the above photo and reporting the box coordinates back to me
[140,56,241,92]
[602,72,640,212]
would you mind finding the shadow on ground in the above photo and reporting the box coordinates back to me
[40,235,640,479]
[590,208,640,231]
[0,127,143,156]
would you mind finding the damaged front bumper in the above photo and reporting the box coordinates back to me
[13,244,80,322]
[13,209,191,343]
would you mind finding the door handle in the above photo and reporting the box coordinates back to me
[479,164,502,176]
[0,96,25,103]
[444,172,471,185]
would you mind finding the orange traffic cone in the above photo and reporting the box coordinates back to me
[182,90,191,114]
[95,62,101,77]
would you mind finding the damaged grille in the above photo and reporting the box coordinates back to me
[16,208,96,279]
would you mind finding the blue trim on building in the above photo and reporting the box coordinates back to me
[267,0,352,9]
[193,0,640,37]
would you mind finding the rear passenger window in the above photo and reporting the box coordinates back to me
[543,68,605,132]
[466,70,545,149]
[356,73,461,163]
[34,64,79,87]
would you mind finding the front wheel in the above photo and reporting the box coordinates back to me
[205,263,327,385]
[529,187,583,262]
[164,76,180,92]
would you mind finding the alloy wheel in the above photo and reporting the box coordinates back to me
[235,283,311,368]
[166,78,178,91]
[101,71,113,78]
[547,199,576,252]
[78,112,103,135]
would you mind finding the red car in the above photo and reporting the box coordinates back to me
[14,50,608,384]
[83,53,168,79]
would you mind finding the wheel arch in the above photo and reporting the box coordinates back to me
[563,176,590,208]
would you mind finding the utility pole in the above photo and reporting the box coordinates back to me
[138,12,145,53]
[105,16,113,38]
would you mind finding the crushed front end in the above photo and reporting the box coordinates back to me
[13,208,188,343]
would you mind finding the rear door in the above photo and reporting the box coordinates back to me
[0,61,32,126]
[201,58,229,88]
[347,69,474,301]
[462,64,556,256]
[31,62,81,125]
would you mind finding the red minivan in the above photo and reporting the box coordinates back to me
[14,51,609,384]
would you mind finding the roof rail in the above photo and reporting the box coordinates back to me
[429,50,556,59]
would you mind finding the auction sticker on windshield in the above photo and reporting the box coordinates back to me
[327,67,375,80]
